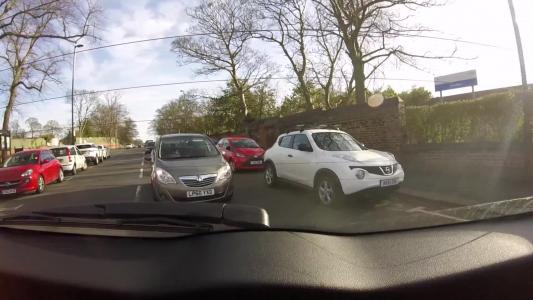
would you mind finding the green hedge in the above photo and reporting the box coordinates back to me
[405,92,524,144]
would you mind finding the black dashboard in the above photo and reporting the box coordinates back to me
[2,213,533,299]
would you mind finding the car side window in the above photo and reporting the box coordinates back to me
[279,135,294,148]
[42,151,52,161]
[292,134,312,151]
[76,148,82,155]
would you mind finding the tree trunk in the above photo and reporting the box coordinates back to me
[297,73,313,111]
[1,83,18,162]
[235,84,248,117]
[324,87,331,109]
[354,58,366,105]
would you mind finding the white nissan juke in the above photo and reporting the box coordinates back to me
[263,129,405,205]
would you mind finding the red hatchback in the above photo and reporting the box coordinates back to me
[216,137,265,171]
[0,149,64,196]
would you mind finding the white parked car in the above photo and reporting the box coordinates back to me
[50,145,87,175]
[76,143,102,165]
[263,129,405,205]
[97,145,110,159]
[125,144,134,149]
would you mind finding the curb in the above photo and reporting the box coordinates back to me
[397,187,479,207]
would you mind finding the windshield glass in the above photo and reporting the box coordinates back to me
[231,139,259,148]
[312,132,363,151]
[159,136,219,159]
[4,152,39,167]
[0,0,531,238]
[51,148,68,157]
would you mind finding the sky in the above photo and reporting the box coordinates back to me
[4,0,533,141]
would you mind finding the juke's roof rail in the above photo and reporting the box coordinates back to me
[288,124,342,133]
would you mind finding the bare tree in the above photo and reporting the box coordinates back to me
[309,4,343,109]
[0,0,100,160]
[9,119,21,137]
[254,0,313,110]
[43,119,62,137]
[68,89,100,139]
[314,0,455,105]
[0,0,98,41]
[91,92,127,140]
[171,0,271,118]
[25,117,41,138]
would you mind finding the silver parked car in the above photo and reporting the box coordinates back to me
[150,134,233,202]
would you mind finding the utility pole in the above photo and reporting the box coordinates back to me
[508,0,531,174]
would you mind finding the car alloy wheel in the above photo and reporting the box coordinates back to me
[57,169,64,183]
[36,176,45,194]
[72,164,77,175]
[318,178,336,205]
[264,163,277,187]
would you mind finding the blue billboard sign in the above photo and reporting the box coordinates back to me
[435,70,478,92]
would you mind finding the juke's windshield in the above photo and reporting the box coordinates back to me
[312,132,363,152]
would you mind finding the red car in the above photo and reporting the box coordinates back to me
[0,149,64,196]
[216,137,265,171]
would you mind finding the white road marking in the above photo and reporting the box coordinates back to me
[134,158,145,202]
[0,204,24,213]
[407,206,468,222]
[134,185,142,202]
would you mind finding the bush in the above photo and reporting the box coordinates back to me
[405,92,524,144]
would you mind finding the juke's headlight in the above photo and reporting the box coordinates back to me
[155,167,176,184]
[217,163,232,182]
[355,169,365,180]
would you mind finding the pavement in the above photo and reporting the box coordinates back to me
[1,149,530,233]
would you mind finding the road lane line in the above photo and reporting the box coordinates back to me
[406,206,468,222]
[134,159,145,202]
[0,204,24,213]
[134,185,142,202]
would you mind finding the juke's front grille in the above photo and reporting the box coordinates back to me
[350,164,398,176]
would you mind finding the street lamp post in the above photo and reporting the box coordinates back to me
[71,43,84,145]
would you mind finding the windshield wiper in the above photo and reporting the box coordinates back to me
[0,213,214,233]
[0,202,270,232]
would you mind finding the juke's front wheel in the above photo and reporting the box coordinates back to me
[264,163,277,187]
[316,175,345,206]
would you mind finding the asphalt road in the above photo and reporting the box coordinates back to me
[0,149,462,232]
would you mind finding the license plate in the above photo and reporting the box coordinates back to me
[186,189,215,198]
[250,160,263,165]
[380,178,399,187]
[1,189,16,195]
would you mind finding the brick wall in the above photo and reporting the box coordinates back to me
[399,143,528,182]
[249,98,405,153]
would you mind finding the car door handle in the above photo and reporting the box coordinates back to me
[288,154,293,158]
